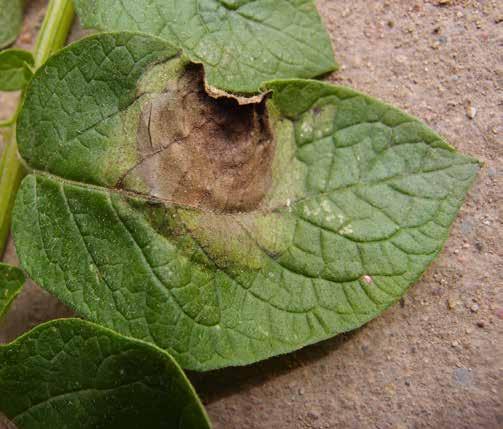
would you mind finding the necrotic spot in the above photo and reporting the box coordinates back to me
[122,65,274,213]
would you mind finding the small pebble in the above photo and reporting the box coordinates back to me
[19,32,32,44]
[453,367,473,386]
[470,303,480,313]
[465,102,477,119]
[476,320,486,328]
[460,219,474,235]
[495,308,503,320]
[307,411,320,421]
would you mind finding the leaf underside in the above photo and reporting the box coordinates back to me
[13,33,480,371]
[0,263,25,320]
[0,319,211,428]
[0,0,23,49]
[0,49,34,91]
[73,0,337,94]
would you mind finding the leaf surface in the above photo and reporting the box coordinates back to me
[0,0,23,49]
[13,33,480,370]
[73,0,336,94]
[0,263,24,320]
[0,319,211,428]
[0,49,34,91]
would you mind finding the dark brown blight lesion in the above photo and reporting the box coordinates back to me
[118,65,274,213]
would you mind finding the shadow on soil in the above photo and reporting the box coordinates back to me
[189,330,360,405]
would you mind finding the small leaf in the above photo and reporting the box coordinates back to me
[0,49,34,91]
[0,263,24,320]
[0,0,23,49]
[0,319,212,428]
[73,0,337,94]
[13,33,480,371]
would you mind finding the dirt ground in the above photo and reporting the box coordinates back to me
[1,0,502,428]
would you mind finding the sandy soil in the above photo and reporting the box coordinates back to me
[1,1,502,428]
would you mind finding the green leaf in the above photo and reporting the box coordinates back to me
[0,0,23,49]
[0,263,24,320]
[13,32,480,370]
[0,49,34,91]
[0,318,211,428]
[73,0,336,94]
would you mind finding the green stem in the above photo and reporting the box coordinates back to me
[33,0,75,68]
[0,0,74,257]
[0,128,23,255]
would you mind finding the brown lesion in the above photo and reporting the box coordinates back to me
[118,64,274,213]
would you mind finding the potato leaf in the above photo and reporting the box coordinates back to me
[73,0,337,94]
[0,0,23,49]
[0,263,24,320]
[0,319,211,428]
[13,33,480,371]
[0,49,34,91]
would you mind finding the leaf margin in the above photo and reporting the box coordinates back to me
[0,317,212,428]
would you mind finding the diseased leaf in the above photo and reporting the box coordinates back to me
[73,0,337,94]
[13,33,480,370]
[0,263,24,320]
[0,0,23,49]
[0,319,211,428]
[0,49,34,91]
[17,33,181,185]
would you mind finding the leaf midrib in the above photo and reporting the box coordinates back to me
[28,156,475,219]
